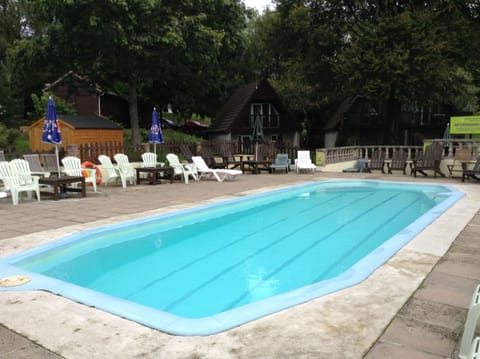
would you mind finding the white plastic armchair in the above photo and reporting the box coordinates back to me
[166,153,198,184]
[295,150,317,173]
[142,152,158,168]
[0,160,40,205]
[61,156,97,192]
[98,155,121,186]
[113,153,136,188]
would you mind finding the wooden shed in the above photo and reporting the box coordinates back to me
[29,115,123,152]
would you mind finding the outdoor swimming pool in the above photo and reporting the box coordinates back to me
[0,180,463,335]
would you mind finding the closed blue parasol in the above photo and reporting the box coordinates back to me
[251,111,264,160]
[41,97,62,176]
[149,107,164,155]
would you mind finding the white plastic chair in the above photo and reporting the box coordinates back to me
[459,284,480,359]
[61,156,97,192]
[295,150,316,173]
[166,153,198,184]
[0,160,40,205]
[98,155,121,186]
[142,152,157,168]
[191,156,242,182]
[113,153,136,188]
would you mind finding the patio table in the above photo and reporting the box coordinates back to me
[38,175,86,200]
[136,166,174,185]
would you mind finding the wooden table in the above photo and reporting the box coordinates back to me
[136,166,174,185]
[241,160,271,174]
[39,175,86,200]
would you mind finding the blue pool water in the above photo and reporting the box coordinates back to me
[0,180,463,335]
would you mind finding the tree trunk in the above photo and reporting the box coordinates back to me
[384,87,401,144]
[128,77,141,146]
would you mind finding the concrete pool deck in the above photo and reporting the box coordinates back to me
[0,171,479,358]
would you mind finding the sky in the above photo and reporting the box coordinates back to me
[244,0,275,12]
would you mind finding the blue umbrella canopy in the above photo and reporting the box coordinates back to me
[149,107,164,144]
[41,97,62,176]
[41,97,62,145]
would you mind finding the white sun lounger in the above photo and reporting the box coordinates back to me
[191,156,242,182]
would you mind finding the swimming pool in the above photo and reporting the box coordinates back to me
[0,180,463,335]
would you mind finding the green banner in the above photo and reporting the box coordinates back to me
[450,116,480,134]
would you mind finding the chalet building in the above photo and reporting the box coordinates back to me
[43,71,130,126]
[324,96,460,147]
[208,79,300,149]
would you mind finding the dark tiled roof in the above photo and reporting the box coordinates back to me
[209,80,259,133]
[59,115,122,129]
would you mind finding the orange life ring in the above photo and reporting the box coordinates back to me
[81,161,102,185]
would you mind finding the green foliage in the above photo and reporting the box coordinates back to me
[28,93,76,120]
[0,122,25,151]
[160,129,205,144]
[13,132,30,152]
[0,123,9,148]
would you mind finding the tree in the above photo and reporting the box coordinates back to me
[33,0,248,145]
[254,0,348,147]
[334,1,480,144]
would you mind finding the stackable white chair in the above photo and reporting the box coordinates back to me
[113,154,136,188]
[295,150,316,173]
[98,155,121,186]
[141,152,158,168]
[166,153,198,184]
[0,160,40,205]
[459,284,480,359]
[61,156,97,192]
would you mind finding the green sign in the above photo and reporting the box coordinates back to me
[450,116,480,134]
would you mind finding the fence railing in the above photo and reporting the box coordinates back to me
[6,138,479,165]
[1,141,299,164]
[317,139,480,165]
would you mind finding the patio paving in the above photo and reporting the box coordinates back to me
[0,171,479,358]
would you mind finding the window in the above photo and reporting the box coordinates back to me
[249,103,279,128]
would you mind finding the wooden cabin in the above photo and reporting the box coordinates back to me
[44,71,130,127]
[208,79,299,150]
[29,115,123,152]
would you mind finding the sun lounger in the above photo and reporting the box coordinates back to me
[386,150,407,174]
[342,159,368,173]
[462,155,480,182]
[219,143,242,169]
[192,156,241,182]
[365,150,386,173]
[447,147,471,177]
[269,153,290,173]
[23,153,51,177]
[411,142,445,178]
[199,146,225,168]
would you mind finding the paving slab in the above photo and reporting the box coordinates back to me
[366,341,446,359]
[415,271,479,309]
[398,298,466,331]
[379,317,458,357]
